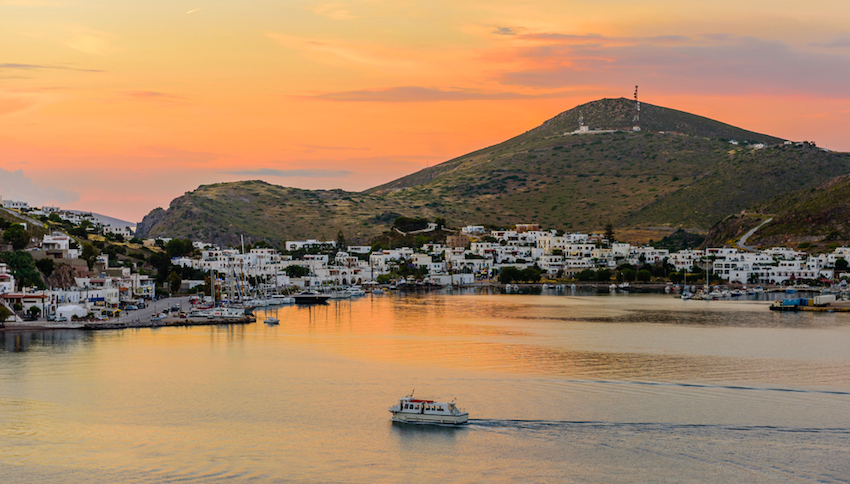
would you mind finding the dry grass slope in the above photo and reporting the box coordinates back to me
[136,99,850,248]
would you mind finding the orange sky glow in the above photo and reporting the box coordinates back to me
[2,0,850,222]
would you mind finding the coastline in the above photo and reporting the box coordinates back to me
[0,316,256,332]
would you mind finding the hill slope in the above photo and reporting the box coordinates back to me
[136,98,850,248]
[705,175,850,248]
[369,98,784,194]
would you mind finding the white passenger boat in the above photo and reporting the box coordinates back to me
[264,317,279,325]
[198,307,246,318]
[389,395,468,425]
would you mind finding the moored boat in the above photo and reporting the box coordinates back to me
[389,394,468,425]
[270,295,295,305]
[264,317,279,325]
[293,291,331,304]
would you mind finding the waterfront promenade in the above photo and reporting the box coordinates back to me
[0,297,223,332]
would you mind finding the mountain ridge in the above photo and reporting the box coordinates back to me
[136,98,849,248]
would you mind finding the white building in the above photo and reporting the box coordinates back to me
[1,199,29,210]
[670,250,705,271]
[0,264,16,294]
[103,225,134,238]
[461,225,486,235]
[712,253,776,284]
[284,239,336,251]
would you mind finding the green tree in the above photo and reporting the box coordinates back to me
[35,258,55,277]
[166,239,194,258]
[0,251,45,289]
[81,242,99,270]
[3,224,29,251]
[637,269,652,282]
[167,270,182,294]
[332,230,345,250]
[285,265,310,278]
[0,304,11,322]
[596,268,612,282]
[604,223,615,246]
[575,269,596,281]
[499,266,522,284]
[393,216,429,232]
[520,267,542,283]
[47,213,62,223]
[28,305,41,317]
[620,268,636,282]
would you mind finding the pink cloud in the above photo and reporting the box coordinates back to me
[496,34,850,98]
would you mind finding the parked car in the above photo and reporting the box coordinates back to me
[126,305,138,311]
[55,317,68,322]
[21,314,37,321]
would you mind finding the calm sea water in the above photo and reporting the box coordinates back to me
[2,292,849,483]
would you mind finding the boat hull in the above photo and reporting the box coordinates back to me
[293,295,331,304]
[389,411,468,425]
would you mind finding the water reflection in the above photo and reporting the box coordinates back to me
[390,420,464,439]
[0,330,91,353]
[249,294,850,389]
[3,293,850,483]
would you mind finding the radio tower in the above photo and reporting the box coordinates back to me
[633,85,641,131]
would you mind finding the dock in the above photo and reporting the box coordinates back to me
[799,306,850,313]
[83,316,256,330]
[1,316,256,332]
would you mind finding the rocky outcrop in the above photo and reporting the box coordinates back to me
[134,207,167,239]
[45,263,79,290]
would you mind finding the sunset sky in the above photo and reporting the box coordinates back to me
[2,0,849,223]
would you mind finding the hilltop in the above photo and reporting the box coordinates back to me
[136,98,850,248]
[370,98,783,194]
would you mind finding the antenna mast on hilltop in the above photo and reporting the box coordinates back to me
[633,85,641,132]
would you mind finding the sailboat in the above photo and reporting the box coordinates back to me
[681,271,692,299]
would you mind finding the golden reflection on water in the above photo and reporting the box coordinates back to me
[2,293,850,482]
[247,293,850,389]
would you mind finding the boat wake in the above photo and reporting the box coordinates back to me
[467,419,850,435]
[570,379,850,396]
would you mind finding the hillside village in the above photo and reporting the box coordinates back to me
[2,198,849,324]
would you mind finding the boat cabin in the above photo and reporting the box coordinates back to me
[395,397,461,416]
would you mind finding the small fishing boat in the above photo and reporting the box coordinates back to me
[264,317,279,325]
[389,393,468,425]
